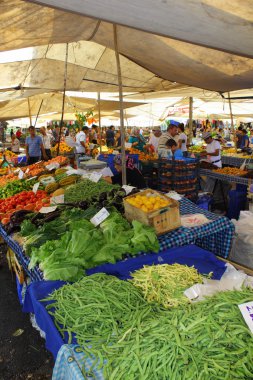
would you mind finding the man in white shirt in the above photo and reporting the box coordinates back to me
[201,132,222,167]
[40,127,52,159]
[76,126,89,154]
[178,123,188,154]
[148,126,161,153]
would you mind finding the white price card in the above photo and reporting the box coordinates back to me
[125,142,132,149]
[90,172,102,183]
[100,167,114,177]
[46,163,60,171]
[90,207,110,227]
[18,170,24,179]
[25,168,30,174]
[238,301,253,334]
[26,176,37,182]
[113,150,119,155]
[51,194,64,205]
[32,182,40,194]
[122,185,136,195]
[39,206,57,214]
[66,169,78,176]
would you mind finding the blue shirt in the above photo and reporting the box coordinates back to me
[25,135,42,157]
[240,135,249,149]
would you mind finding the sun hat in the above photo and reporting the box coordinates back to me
[202,132,212,140]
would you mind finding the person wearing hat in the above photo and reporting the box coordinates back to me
[103,155,146,189]
[157,123,179,155]
[147,126,161,153]
[201,132,222,168]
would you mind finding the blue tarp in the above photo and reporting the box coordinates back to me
[23,244,226,359]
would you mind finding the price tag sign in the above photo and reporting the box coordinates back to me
[18,170,24,179]
[66,169,78,176]
[25,168,30,174]
[90,207,109,227]
[238,301,253,334]
[32,182,40,194]
[122,185,136,195]
[51,194,64,205]
[125,142,132,149]
[39,206,57,214]
[46,163,60,171]
[90,172,102,183]
[113,150,118,155]
[26,176,38,182]
[101,167,114,177]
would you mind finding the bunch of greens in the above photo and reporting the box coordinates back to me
[44,276,253,380]
[64,179,117,203]
[24,209,159,281]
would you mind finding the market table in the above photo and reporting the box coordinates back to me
[200,168,251,186]
[22,245,227,379]
[0,198,234,285]
[222,155,253,167]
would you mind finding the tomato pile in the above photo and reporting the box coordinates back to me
[0,190,51,224]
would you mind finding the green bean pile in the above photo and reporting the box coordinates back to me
[64,179,116,203]
[44,274,253,379]
[130,263,204,308]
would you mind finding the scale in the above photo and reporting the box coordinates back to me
[79,159,107,171]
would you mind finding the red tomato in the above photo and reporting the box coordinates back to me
[2,217,10,225]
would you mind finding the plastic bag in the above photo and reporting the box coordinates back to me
[184,263,253,301]
[230,211,253,268]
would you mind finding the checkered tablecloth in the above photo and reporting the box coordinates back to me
[222,155,253,167]
[200,168,251,185]
[0,225,43,282]
[53,345,104,380]
[158,198,235,258]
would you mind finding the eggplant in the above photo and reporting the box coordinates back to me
[78,200,89,210]
[10,210,33,222]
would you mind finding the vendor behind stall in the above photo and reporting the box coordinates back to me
[103,155,146,189]
[128,127,146,152]
[201,132,222,168]
[11,134,20,153]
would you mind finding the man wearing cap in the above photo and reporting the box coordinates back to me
[157,124,179,153]
[147,127,161,153]
[201,132,222,168]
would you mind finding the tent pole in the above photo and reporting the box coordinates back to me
[228,92,234,133]
[98,91,102,154]
[113,24,126,185]
[27,98,32,125]
[34,100,43,127]
[57,43,69,156]
[188,97,193,143]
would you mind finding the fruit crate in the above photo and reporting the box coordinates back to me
[158,158,199,200]
[123,189,181,235]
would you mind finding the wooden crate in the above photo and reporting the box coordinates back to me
[123,189,181,235]
[6,248,25,284]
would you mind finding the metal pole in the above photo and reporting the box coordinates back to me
[27,98,32,125]
[34,100,43,127]
[228,92,234,133]
[113,24,126,185]
[188,97,193,143]
[57,43,69,156]
[98,91,102,154]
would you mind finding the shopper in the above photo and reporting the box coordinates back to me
[76,126,89,154]
[10,129,14,138]
[235,126,243,149]
[178,124,187,155]
[128,127,146,152]
[158,123,179,154]
[201,132,222,168]
[16,128,22,140]
[147,126,161,153]
[90,124,98,144]
[40,126,52,160]
[103,155,146,189]
[11,134,20,153]
[106,125,115,147]
[166,139,183,159]
[241,129,249,149]
[25,126,47,164]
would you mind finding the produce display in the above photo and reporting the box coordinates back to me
[188,146,204,153]
[213,167,248,176]
[16,208,159,280]
[0,150,18,158]
[223,147,236,154]
[126,193,171,212]
[44,275,253,379]
[130,264,205,308]
[128,147,158,160]
[51,142,73,155]
[0,190,50,225]
[0,178,37,199]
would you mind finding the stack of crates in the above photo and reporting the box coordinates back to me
[158,158,199,201]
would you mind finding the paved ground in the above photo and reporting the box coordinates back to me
[0,245,54,380]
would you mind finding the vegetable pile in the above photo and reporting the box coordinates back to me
[44,275,253,380]
[130,263,205,308]
[0,178,36,199]
[18,208,159,280]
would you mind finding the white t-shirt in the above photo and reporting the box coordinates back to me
[76,131,87,153]
[179,133,187,152]
[149,134,159,152]
[11,138,20,153]
[206,140,222,167]
[41,134,51,149]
